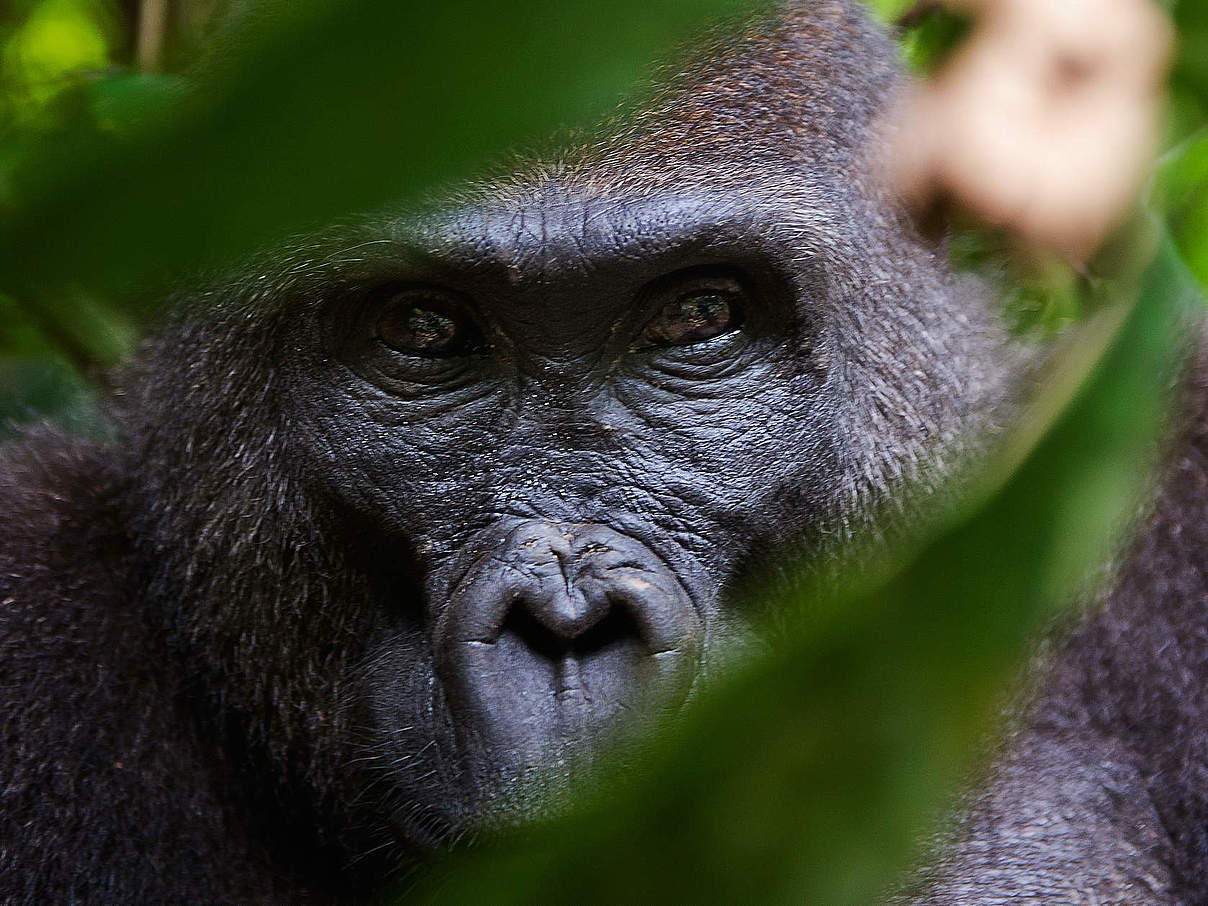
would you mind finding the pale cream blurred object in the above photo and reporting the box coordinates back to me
[886,0,1173,261]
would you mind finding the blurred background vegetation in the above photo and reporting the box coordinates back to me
[2,0,1207,902]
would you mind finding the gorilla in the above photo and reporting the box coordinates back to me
[0,0,1201,903]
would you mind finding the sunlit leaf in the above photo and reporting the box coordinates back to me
[1,0,114,109]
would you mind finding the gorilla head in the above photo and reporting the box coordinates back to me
[114,0,1011,878]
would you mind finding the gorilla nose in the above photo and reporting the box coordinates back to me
[507,556,615,649]
[434,520,703,775]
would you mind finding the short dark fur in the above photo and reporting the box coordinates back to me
[0,1,1197,903]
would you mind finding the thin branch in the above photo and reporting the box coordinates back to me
[137,0,169,72]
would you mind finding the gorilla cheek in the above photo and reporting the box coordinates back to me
[431,519,703,786]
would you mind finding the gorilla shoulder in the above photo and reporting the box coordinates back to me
[0,435,315,902]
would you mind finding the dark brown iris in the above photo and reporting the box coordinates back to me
[643,280,744,347]
[377,290,473,357]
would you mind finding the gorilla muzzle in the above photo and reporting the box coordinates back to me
[433,520,703,774]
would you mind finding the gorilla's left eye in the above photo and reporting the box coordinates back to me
[642,275,746,347]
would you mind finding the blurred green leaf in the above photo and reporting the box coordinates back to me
[863,0,971,73]
[0,356,101,442]
[1158,129,1208,287]
[0,0,758,370]
[898,5,971,73]
[947,226,1086,336]
[864,0,916,22]
[407,233,1195,904]
[1160,0,1208,292]
[1,0,115,109]
[1170,0,1208,135]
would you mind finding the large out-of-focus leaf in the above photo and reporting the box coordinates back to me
[1162,1,1208,289]
[1171,0,1208,133]
[0,0,756,366]
[1159,131,1208,287]
[407,234,1196,904]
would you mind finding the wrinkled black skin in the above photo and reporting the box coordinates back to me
[3,1,1201,903]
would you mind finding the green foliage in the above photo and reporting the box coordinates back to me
[0,0,117,119]
[1169,0,1208,136]
[863,0,971,73]
[1158,132,1208,287]
[898,6,971,73]
[1159,2,1208,288]
[947,227,1087,336]
[0,294,93,441]
[865,0,916,20]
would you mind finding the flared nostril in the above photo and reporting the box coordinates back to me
[502,593,645,660]
[573,605,644,654]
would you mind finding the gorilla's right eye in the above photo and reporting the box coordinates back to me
[376,288,478,358]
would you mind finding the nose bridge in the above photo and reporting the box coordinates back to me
[511,524,601,641]
[494,371,620,507]
[518,353,600,412]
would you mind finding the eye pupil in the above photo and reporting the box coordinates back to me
[377,291,471,357]
[405,308,456,347]
[676,294,728,330]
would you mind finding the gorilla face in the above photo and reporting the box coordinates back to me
[126,3,1012,867]
[287,190,838,824]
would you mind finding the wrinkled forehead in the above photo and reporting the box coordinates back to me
[400,178,839,282]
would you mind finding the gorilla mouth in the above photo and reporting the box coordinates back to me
[433,520,703,782]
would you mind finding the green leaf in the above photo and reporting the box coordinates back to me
[1171,0,1208,132]
[864,0,917,22]
[0,0,758,368]
[1158,129,1208,294]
